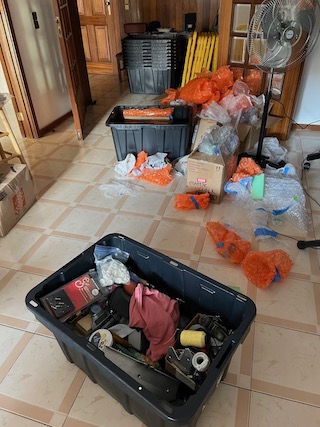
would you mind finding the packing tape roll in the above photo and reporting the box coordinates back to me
[89,329,113,351]
[192,352,210,372]
[180,330,206,348]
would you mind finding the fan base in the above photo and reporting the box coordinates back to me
[238,152,286,169]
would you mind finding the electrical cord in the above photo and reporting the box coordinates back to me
[274,99,320,129]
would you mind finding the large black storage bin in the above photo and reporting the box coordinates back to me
[126,68,177,95]
[122,33,182,94]
[106,105,193,161]
[25,234,256,427]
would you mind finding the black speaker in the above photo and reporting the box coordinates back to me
[184,13,196,32]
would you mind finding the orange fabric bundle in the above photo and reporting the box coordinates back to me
[230,157,263,182]
[123,108,174,118]
[242,249,293,288]
[206,221,251,264]
[175,193,210,210]
[139,164,173,186]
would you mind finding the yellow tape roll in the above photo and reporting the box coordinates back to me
[180,330,206,348]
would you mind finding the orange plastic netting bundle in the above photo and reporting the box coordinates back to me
[229,157,263,182]
[175,193,210,210]
[138,164,173,186]
[123,108,174,119]
[242,250,293,288]
[206,221,251,264]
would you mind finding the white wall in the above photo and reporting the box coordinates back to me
[7,0,71,129]
[294,36,320,125]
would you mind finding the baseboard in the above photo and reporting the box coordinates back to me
[292,124,320,131]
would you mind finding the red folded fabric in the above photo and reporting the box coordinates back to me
[129,284,180,361]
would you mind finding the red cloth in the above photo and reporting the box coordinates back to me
[129,284,180,361]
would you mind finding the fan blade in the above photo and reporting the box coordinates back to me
[263,41,292,68]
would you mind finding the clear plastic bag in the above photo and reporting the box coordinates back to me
[99,180,144,198]
[198,101,231,125]
[225,162,308,233]
[232,79,250,96]
[94,245,130,288]
[248,137,287,164]
[198,125,239,158]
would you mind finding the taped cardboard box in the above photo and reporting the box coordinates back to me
[0,163,36,236]
[237,115,283,154]
[186,119,239,204]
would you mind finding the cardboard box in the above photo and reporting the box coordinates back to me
[0,163,36,236]
[237,115,282,154]
[186,119,239,204]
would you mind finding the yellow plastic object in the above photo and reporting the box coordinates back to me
[190,33,201,80]
[181,32,195,87]
[212,33,219,72]
[184,31,198,85]
[206,33,216,70]
[180,330,206,348]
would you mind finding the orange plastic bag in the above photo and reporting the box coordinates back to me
[139,164,173,186]
[244,69,262,95]
[175,193,210,210]
[242,250,293,288]
[230,157,263,182]
[206,222,251,264]
[161,88,180,106]
[211,66,234,95]
[133,151,148,170]
[179,78,213,104]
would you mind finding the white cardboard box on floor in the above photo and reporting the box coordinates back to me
[0,163,36,236]
[186,119,238,204]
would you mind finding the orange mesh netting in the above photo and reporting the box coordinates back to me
[206,221,251,264]
[139,164,173,186]
[230,157,263,182]
[242,250,293,288]
[175,193,210,210]
[123,108,174,118]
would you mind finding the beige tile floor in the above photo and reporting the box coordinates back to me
[1,73,320,427]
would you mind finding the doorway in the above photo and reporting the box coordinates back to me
[77,0,121,75]
[0,0,96,140]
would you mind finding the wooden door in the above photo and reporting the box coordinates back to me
[77,0,120,74]
[52,0,92,140]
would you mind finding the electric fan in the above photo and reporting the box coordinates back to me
[245,0,320,168]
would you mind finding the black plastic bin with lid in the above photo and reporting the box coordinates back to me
[106,105,193,161]
[25,233,256,427]
[121,33,182,94]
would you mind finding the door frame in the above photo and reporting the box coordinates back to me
[0,0,38,138]
[0,0,105,139]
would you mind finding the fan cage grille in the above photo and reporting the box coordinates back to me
[247,0,320,73]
